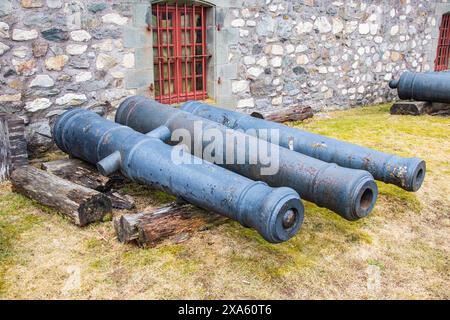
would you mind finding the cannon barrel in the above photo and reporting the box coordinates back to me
[389,71,450,104]
[180,101,426,192]
[53,109,304,243]
[116,96,378,221]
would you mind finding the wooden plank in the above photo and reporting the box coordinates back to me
[41,158,134,209]
[390,101,450,116]
[114,202,227,246]
[251,106,314,123]
[425,103,450,116]
[11,166,112,227]
[0,113,28,182]
[390,101,430,115]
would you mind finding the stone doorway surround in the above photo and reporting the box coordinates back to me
[428,3,450,71]
[123,0,242,108]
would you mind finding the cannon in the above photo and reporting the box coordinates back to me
[52,108,304,243]
[389,71,450,104]
[180,101,426,192]
[116,96,378,221]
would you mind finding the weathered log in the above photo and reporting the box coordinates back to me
[104,190,135,210]
[390,101,450,116]
[41,158,126,192]
[114,202,227,246]
[390,101,430,115]
[424,103,450,116]
[11,166,112,226]
[0,113,28,182]
[251,106,314,123]
[41,158,134,209]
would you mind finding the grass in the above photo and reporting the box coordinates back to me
[0,103,449,299]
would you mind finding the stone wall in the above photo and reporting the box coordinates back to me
[0,0,140,156]
[0,0,448,155]
[227,0,447,113]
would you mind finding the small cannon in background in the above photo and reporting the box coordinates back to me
[52,108,304,243]
[389,71,450,116]
[180,101,426,192]
[116,96,378,221]
[389,71,450,104]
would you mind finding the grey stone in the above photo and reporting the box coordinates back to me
[88,3,108,14]
[29,74,54,88]
[80,80,108,91]
[23,13,51,28]
[47,0,62,9]
[256,16,275,37]
[293,66,307,75]
[250,80,273,96]
[91,27,121,40]
[102,13,128,26]
[66,43,87,55]
[0,0,12,17]
[0,41,10,55]
[41,28,68,42]
[25,98,52,112]
[283,96,295,105]
[70,30,91,42]
[277,19,292,40]
[0,21,10,38]
[65,83,81,91]
[55,93,87,105]
[255,98,271,110]
[252,44,263,55]
[12,29,38,41]
[69,56,90,69]
[26,120,54,157]
[3,69,16,77]
[25,88,60,97]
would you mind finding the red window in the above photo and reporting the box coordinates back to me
[435,14,450,71]
[152,3,208,104]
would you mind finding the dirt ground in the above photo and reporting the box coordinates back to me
[0,104,449,299]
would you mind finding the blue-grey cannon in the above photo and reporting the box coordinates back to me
[52,108,304,243]
[116,96,378,221]
[389,71,450,104]
[180,101,426,192]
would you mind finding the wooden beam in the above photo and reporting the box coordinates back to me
[251,106,314,123]
[390,101,430,115]
[11,166,112,227]
[114,202,227,246]
[0,113,28,182]
[42,158,134,209]
[390,101,450,116]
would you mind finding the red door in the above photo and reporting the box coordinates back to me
[435,14,450,71]
[152,4,208,104]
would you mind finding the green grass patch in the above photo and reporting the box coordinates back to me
[0,190,44,296]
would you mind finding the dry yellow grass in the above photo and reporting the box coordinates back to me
[0,104,449,299]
